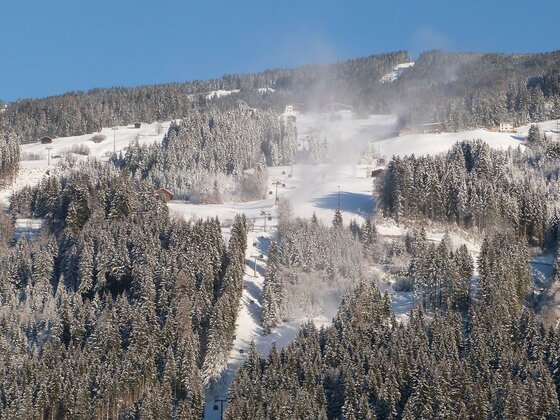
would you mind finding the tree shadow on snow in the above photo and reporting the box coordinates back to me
[313,191,374,217]
[253,236,272,254]
[245,258,267,278]
[243,278,263,326]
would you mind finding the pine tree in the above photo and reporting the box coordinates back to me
[332,209,343,229]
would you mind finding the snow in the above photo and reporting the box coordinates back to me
[380,62,415,83]
[205,89,240,99]
[375,129,525,159]
[0,121,172,206]
[296,112,397,143]
[20,122,171,162]
[14,218,44,240]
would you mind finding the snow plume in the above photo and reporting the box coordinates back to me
[263,217,369,329]
[290,112,396,211]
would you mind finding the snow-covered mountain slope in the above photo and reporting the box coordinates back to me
[1,109,557,418]
[380,61,415,83]
[205,89,240,99]
[0,121,171,206]
[376,128,525,158]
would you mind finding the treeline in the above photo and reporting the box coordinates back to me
[226,231,560,419]
[1,164,247,418]
[262,212,377,333]
[389,50,560,130]
[3,50,560,147]
[0,51,407,144]
[379,140,550,245]
[113,108,296,201]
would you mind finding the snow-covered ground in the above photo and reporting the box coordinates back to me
[206,89,240,99]
[376,128,525,158]
[380,62,415,83]
[0,121,171,206]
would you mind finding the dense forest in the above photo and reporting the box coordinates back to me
[0,51,407,144]
[393,50,560,130]
[1,48,560,419]
[227,281,560,419]
[226,221,560,419]
[113,108,296,202]
[1,164,247,418]
[379,139,555,246]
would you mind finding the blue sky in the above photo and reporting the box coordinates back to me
[1,0,559,102]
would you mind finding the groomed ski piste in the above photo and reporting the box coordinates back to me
[1,111,558,419]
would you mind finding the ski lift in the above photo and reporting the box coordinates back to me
[267,216,272,221]
[282,183,286,187]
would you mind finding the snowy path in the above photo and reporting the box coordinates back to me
[169,164,366,419]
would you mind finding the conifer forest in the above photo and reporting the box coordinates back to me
[2,45,560,420]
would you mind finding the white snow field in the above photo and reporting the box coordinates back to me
[380,61,415,83]
[0,121,172,206]
[205,89,240,99]
[376,128,526,158]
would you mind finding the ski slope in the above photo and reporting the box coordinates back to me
[376,128,525,158]
[174,113,542,418]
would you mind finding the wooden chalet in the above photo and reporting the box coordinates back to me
[154,187,173,202]
[490,122,516,133]
[40,136,53,144]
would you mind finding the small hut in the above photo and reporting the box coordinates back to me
[134,122,142,129]
[154,188,173,202]
[40,136,53,144]
[421,122,445,134]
